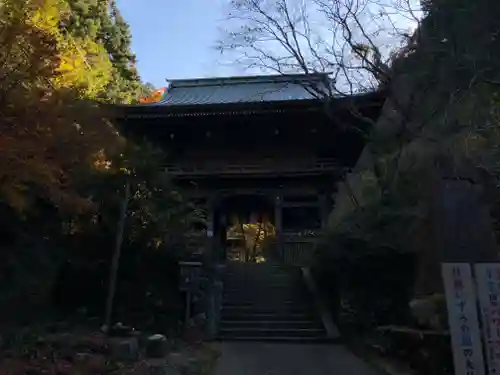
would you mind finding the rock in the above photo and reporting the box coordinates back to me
[142,359,181,375]
[109,322,136,337]
[141,359,179,375]
[150,364,181,375]
[75,352,92,363]
[409,295,445,330]
[85,354,108,372]
[78,332,108,353]
[146,334,169,358]
[108,337,139,362]
[149,334,166,340]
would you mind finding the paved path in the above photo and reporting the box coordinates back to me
[214,342,384,375]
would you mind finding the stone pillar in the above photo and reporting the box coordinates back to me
[274,192,283,258]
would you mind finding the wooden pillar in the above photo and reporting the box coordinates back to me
[218,212,227,261]
[274,192,283,258]
[206,196,217,262]
[250,211,258,224]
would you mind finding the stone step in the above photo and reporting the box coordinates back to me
[223,291,308,297]
[220,320,323,329]
[224,280,303,292]
[219,327,326,339]
[224,273,300,279]
[215,336,332,343]
[223,282,303,288]
[225,277,301,280]
[223,287,306,294]
[227,262,297,270]
[226,271,298,274]
[225,275,299,280]
[225,271,301,277]
[224,290,301,295]
[221,311,316,321]
[221,298,310,305]
[221,307,315,319]
[221,300,311,308]
[219,263,326,341]
[221,299,311,307]
[225,269,300,274]
[223,282,301,287]
[222,289,309,296]
[225,268,297,273]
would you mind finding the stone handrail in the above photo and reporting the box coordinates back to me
[205,263,225,339]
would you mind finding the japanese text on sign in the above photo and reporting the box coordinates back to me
[475,263,500,374]
[442,263,485,375]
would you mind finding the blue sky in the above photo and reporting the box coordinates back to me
[116,0,420,89]
[116,0,241,87]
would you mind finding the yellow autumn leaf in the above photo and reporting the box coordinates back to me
[27,0,68,34]
[53,37,112,98]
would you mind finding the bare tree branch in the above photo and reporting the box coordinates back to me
[217,0,437,197]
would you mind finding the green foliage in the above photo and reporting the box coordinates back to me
[0,0,121,212]
[116,142,206,252]
[0,0,201,328]
[52,142,203,325]
[329,0,500,249]
[62,0,145,103]
[313,244,416,334]
[70,141,205,256]
[321,2,500,330]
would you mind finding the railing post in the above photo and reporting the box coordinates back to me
[274,192,283,260]
[206,264,225,340]
[206,195,218,263]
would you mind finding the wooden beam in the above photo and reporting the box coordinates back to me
[282,202,320,208]
[183,187,320,199]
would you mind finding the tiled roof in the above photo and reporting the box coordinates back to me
[151,73,330,106]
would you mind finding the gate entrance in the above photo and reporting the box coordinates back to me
[217,194,276,263]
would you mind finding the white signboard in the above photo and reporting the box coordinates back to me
[475,263,500,374]
[442,263,485,375]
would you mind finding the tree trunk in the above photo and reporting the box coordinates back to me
[104,180,130,331]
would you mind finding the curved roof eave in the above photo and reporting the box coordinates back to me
[113,90,387,119]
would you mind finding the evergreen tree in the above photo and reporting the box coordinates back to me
[61,0,149,103]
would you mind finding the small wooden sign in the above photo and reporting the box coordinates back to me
[179,261,202,292]
[442,263,485,375]
[475,263,500,374]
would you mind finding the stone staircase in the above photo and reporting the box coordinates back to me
[218,263,328,342]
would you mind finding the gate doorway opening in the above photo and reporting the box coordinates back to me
[217,194,276,263]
